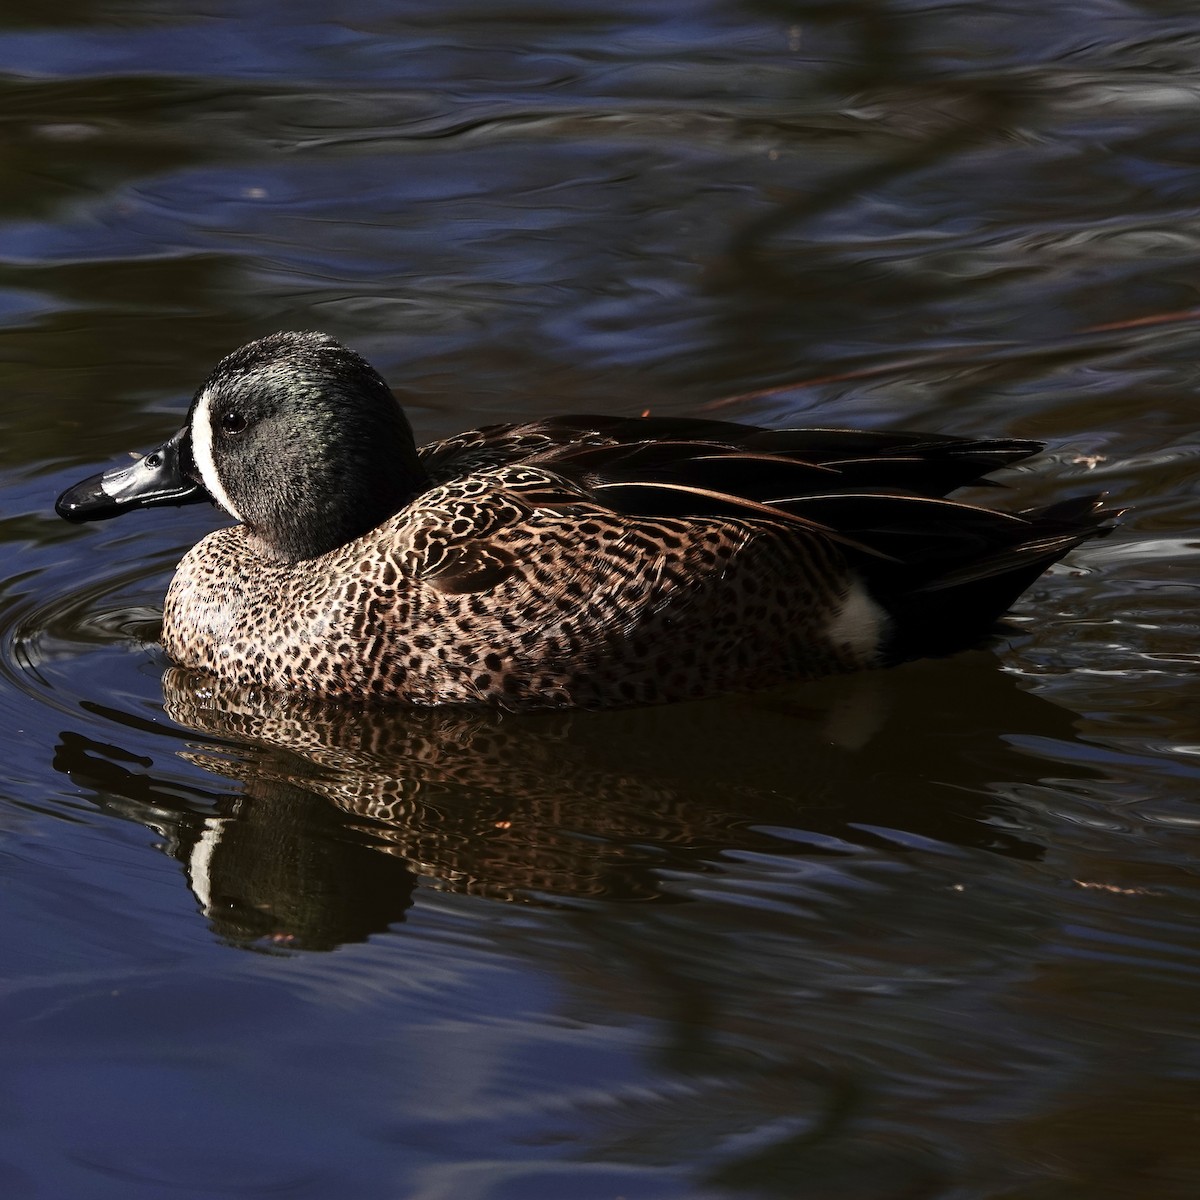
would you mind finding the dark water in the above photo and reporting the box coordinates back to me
[2,1,1199,1197]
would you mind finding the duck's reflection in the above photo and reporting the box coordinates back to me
[55,654,1099,950]
[54,726,417,951]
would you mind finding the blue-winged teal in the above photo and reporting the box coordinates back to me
[57,331,1113,708]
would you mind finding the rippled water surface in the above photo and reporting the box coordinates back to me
[3,2,1200,1197]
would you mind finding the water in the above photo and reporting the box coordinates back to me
[2,1,1200,1196]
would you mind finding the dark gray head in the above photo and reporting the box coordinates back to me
[186,332,428,560]
[58,332,430,562]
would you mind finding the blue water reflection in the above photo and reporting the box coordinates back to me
[1,1,1199,1197]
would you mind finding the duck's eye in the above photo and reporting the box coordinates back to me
[219,411,248,436]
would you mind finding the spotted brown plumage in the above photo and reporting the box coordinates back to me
[56,331,1118,709]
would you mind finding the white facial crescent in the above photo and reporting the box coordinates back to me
[191,387,245,522]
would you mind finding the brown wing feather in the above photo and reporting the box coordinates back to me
[414,419,1113,658]
[421,417,1043,501]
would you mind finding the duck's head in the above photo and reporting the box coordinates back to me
[56,331,429,562]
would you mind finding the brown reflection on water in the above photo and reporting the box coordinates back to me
[52,652,1107,950]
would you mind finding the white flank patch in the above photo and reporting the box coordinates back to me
[826,579,888,661]
[192,386,245,521]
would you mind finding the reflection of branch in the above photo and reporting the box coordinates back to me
[723,84,1029,283]
[1086,306,1200,334]
[702,306,1200,413]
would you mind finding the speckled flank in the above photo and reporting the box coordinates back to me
[163,462,870,708]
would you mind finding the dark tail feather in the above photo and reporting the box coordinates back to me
[878,494,1118,661]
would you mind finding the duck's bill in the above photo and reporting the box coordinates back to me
[55,425,210,523]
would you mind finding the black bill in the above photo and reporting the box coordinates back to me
[55,425,210,523]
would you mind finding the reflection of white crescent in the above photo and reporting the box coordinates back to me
[188,815,224,916]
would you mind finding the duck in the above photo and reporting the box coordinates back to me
[56,330,1113,709]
